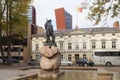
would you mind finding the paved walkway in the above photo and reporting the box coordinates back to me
[0,64,39,80]
[0,68,39,80]
[0,65,120,80]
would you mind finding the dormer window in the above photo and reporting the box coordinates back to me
[112,33,115,36]
[102,34,105,36]
[60,36,63,38]
[83,35,86,37]
[92,34,95,36]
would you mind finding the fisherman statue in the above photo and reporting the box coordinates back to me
[44,19,57,48]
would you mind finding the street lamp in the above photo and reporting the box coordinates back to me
[18,47,21,65]
[89,28,92,60]
[18,39,21,65]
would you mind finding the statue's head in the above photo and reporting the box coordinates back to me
[47,19,52,23]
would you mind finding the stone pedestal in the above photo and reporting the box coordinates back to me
[40,69,59,74]
[39,45,64,78]
[39,69,64,78]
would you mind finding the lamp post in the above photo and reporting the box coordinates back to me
[18,40,21,65]
[18,47,21,65]
[89,28,92,60]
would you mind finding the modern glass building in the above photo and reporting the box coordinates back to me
[27,5,36,25]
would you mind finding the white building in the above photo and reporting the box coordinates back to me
[31,27,120,61]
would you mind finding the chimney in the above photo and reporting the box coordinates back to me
[113,21,119,29]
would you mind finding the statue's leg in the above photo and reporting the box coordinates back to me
[51,33,55,42]
[51,33,57,47]
[46,35,50,43]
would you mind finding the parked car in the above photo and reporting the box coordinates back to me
[61,59,73,66]
[4,58,19,64]
[76,58,94,66]
[0,58,3,63]
[27,59,40,66]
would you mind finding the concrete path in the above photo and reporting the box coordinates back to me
[0,69,39,80]
[0,66,120,80]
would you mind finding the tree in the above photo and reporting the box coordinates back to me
[0,0,32,64]
[0,0,9,64]
[88,0,120,25]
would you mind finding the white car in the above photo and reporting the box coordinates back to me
[61,59,73,66]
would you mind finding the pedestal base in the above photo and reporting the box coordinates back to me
[40,69,59,74]
[39,70,64,78]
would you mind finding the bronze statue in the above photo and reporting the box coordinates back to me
[44,19,57,48]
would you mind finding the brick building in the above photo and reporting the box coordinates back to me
[55,8,72,30]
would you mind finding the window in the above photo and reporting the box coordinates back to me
[75,54,79,60]
[112,41,116,48]
[102,41,106,49]
[60,42,63,50]
[68,54,72,61]
[95,51,120,56]
[83,42,86,49]
[83,54,87,58]
[60,36,63,38]
[35,44,39,51]
[36,55,40,60]
[102,34,105,36]
[61,54,63,60]
[68,43,72,50]
[92,42,96,49]
[83,35,86,37]
[75,44,79,50]
[68,36,71,37]
[92,34,95,36]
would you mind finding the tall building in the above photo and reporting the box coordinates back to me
[27,6,37,35]
[23,5,37,62]
[28,5,36,25]
[55,8,72,30]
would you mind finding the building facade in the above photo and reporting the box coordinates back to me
[0,5,37,63]
[31,27,120,62]
[55,8,72,30]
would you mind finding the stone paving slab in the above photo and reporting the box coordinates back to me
[0,69,39,80]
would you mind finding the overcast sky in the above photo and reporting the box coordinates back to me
[33,0,119,30]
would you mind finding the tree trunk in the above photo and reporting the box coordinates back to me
[6,3,12,65]
[0,23,5,64]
